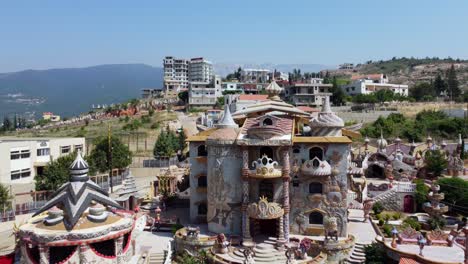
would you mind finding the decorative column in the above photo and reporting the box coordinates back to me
[79,244,89,263]
[278,215,285,240]
[282,149,291,241]
[241,147,251,242]
[38,244,49,264]
[115,236,124,264]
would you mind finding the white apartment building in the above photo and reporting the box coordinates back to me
[240,69,270,83]
[0,137,86,195]
[163,56,189,97]
[189,57,213,83]
[189,75,223,108]
[342,74,409,96]
[221,81,243,92]
[285,78,333,107]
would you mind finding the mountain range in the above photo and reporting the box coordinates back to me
[0,64,164,119]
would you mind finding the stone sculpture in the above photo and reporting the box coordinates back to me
[324,216,338,241]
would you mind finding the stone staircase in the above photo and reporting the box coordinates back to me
[345,242,368,264]
[372,189,400,211]
[227,237,287,263]
[147,252,166,264]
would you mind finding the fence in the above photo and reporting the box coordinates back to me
[143,157,179,168]
[1,191,52,222]
[396,182,416,192]
[90,169,128,192]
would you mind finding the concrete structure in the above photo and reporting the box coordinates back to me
[224,94,269,113]
[285,78,333,107]
[221,81,243,92]
[342,74,409,96]
[200,109,223,128]
[187,83,351,243]
[42,112,61,122]
[189,75,223,108]
[0,137,85,194]
[163,56,189,97]
[189,57,213,83]
[241,69,270,83]
[141,89,161,99]
[339,63,354,70]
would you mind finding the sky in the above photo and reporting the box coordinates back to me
[1,0,468,72]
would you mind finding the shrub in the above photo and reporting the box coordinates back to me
[392,212,402,220]
[402,217,421,231]
[373,202,384,215]
[382,224,393,237]
[378,219,384,226]
[364,243,385,264]
[150,122,160,129]
[428,216,446,230]
[383,214,391,223]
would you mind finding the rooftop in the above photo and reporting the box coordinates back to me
[238,94,268,101]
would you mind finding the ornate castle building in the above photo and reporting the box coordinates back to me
[187,81,351,244]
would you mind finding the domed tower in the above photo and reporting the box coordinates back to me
[377,131,388,153]
[309,94,344,136]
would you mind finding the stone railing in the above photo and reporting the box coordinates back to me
[396,182,416,193]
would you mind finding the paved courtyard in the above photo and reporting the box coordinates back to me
[384,242,465,263]
[347,209,377,244]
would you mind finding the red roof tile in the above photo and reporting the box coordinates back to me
[297,106,320,112]
[238,94,269,101]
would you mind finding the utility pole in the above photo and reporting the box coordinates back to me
[108,124,113,193]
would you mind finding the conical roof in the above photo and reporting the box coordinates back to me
[265,80,283,101]
[216,105,238,128]
[33,153,123,229]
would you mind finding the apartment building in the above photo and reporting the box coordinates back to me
[0,137,86,194]
[189,57,213,83]
[285,78,332,107]
[188,75,223,108]
[342,74,409,96]
[163,56,189,97]
[240,68,270,83]
[221,81,243,92]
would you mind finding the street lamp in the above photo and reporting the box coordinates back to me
[391,226,399,248]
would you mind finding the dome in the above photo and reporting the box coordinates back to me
[377,132,388,151]
[395,137,401,143]
[364,136,370,143]
[309,95,344,136]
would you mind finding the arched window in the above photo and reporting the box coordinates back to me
[293,148,300,154]
[259,146,274,159]
[198,176,207,187]
[197,145,207,156]
[198,203,207,215]
[309,182,323,194]
[309,212,323,225]
[309,147,323,161]
[262,118,273,126]
[259,181,274,201]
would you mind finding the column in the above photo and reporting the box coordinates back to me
[79,244,89,263]
[278,215,284,240]
[115,236,124,264]
[38,244,49,264]
[241,147,251,241]
[282,149,291,241]
[464,227,468,264]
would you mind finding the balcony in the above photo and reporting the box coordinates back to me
[248,155,282,179]
[300,158,331,176]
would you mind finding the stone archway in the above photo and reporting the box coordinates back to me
[366,164,386,179]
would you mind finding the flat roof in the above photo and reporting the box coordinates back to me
[0,137,85,143]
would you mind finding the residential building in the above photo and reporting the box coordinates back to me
[188,75,223,108]
[189,57,213,83]
[221,81,243,92]
[339,63,354,70]
[0,137,86,195]
[269,71,289,81]
[42,112,61,122]
[284,78,332,107]
[141,88,161,99]
[163,56,189,97]
[342,74,409,96]
[200,109,223,128]
[240,68,270,83]
[186,84,350,243]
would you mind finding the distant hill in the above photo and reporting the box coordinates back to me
[0,64,163,119]
[214,63,333,77]
[333,58,468,90]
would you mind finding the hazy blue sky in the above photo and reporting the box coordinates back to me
[1,0,467,72]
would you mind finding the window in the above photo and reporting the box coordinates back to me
[198,176,207,187]
[37,148,50,156]
[74,145,83,152]
[259,146,273,159]
[309,147,324,167]
[198,203,207,215]
[11,168,31,180]
[197,145,207,156]
[259,181,274,201]
[293,148,300,154]
[262,118,273,126]
[20,150,30,159]
[61,146,71,154]
[309,182,323,194]
[10,151,20,160]
[309,212,324,225]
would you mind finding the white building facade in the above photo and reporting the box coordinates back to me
[342,74,409,96]
[0,137,86,194]
[189,57,213,83]
[163,56,189,97]
[240,69,270,83]
[189,75,223,108]
[285,78,333,107]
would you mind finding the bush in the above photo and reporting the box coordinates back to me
[392,212,402,220]
[150,122,160,129]
[378,219,384,226]
[364,243,385,264]
[382,224,393,237]
[372,202,384,215]
[402,217,421,231]
[428,216,446,230]
[383,214,391,223]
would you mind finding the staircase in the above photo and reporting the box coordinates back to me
[228,237,287,263]
[345,242,368,264]
[372,189,400,211]
[147,252,166,264]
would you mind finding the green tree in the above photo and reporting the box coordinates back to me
[89,137,132,173]
[330,76,346,106]
[437,177,468,213]
[425,150,447,177]
[2,116,11,131]
[0,183,12,210]
[178,127,187,151]
[433,73,446,96]
[364,243,385,264]
[446,64,461,99]
[410,82,435,101]
[414,179,429,211]
[178,91,189,103]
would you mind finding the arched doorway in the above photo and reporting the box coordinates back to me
[366,164,386,179]
[309,147,323,161]
[258,180,274,201]
[403,195,414,213]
